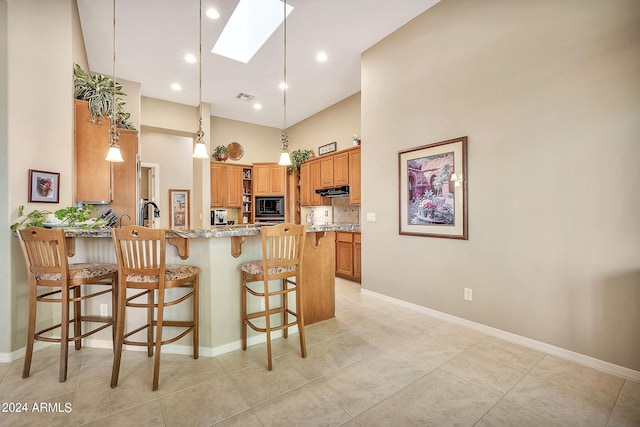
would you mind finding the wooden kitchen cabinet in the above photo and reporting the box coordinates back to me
[335,231,361,283]
[310,160,324,206]
[253,163,286,196]
[333,152,349,186]
[74,99,139,220]
[349,147,361,204]
[300,162,311,207]
[210,162,226,207]
[226,165,243,208]
[320,156,334,188]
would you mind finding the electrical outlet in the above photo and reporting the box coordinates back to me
[464,288,473,301]
[366,212,376,222]
[100,304,108,317]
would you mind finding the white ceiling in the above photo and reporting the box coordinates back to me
[77,0,440,128]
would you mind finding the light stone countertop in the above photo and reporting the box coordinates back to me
[60,223,361,239]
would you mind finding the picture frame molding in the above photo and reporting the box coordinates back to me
[318,141,337,156]
[398,136,468,240]
[28,169,60,203]
[169,189,190,230]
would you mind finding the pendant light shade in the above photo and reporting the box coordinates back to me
[105,0,123,162]
[192,0,210,159]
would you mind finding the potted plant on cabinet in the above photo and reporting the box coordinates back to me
[212,145,228,161]
[73,63,135,129]
[288,149,314,174]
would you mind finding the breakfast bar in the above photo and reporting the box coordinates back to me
[62,223,359,356]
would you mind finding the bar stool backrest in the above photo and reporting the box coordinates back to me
[112,226,166,282]
[261,223,306,280]
[18,227,70,285]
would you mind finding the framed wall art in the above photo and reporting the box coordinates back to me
[28,169,60,203]
[169,189,190,230]
[398,136,468,239]
[318,141,337,156]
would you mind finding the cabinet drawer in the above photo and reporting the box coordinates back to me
[354,233,361,244]
[336,232,354,243]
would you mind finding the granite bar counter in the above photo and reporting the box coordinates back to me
[63,223,354,357]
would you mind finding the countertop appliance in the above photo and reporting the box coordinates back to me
[212,209,227,225]
[255,196,285,221]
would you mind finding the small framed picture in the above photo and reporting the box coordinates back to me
[28,169,60,203]
[169,189,190,230]
[318,141,337,156]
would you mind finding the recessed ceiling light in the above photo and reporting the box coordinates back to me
[279,82,288,90]
[212,0,294,64]
[316,52,328,62]
[253,103,262,110]
[170,83,182,91]
[184,53,197,63]
[206,8,220,19]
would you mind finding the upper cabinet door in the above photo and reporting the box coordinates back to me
[320,157,334,188]
[300,162,311,206]
[254,163,286,196]
[226,165,243,207]
[74,100,112,203]
[210,162,226,207]
[349,148,361,204]
[333,152,349,186]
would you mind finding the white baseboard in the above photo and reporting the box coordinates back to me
[361,288,640,383]
[0,326,299,364]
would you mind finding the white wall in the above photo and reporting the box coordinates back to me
[361,0,640,371]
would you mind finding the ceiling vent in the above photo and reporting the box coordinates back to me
[236,93,255,102]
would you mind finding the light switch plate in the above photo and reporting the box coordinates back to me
[366,213,376,222]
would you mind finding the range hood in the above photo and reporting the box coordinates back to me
[315,185,350,198]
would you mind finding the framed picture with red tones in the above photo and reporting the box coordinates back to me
[28,169,60,203]
[398,136,468,239]
[169,189,190,229]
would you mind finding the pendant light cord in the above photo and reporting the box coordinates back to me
[199,0,203,131]
[110,0,119,146]
[283,0,287,133]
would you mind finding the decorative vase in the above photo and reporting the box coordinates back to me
[216,153,228,162]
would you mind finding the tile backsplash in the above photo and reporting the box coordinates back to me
[301,197,360,225]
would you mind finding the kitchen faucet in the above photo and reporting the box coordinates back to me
[140,201,160,227]
[119,213,132,228]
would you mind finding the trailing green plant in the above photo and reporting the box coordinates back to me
[11,205,106,231]
[73,63,135,130]
[288,149,313,174]
[212,145,228,161]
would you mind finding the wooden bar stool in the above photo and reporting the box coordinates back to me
[17,227,118,382]
[110,226,199,391]
[239,223,307,370]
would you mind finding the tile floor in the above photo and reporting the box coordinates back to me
[0,278,638,426]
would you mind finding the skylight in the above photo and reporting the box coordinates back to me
[211,0,293,64]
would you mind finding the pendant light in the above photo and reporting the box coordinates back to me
[105,0,124,162]
[278,0,292,166]
[192,0,209,159]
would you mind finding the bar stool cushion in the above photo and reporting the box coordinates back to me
[239,260,297,276]
[36,263,118,281]
[126,264,200,283]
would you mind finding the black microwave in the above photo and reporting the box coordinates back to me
[255,196,285,219]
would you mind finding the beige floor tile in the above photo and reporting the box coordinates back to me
[82,399,165,427]
[424,322,487,348]
[304,317,353,344]
[314,363,401,416]
[252,382,352,426]
[160,375,249,427]
[155,353,226,397]
[283,332,379,380]
[0,391,74,427]
[69,371,159,425]
[0,361,12,382]
[475,399,560,426]
[390,332,469,367]
[402,368,502,425]
[529,355,624,406]
[350,318,422,349]
[505,374,612,426]
[228,360,309,407]
[212,409,263,427]
[0,360,80,402]
[355,389,459,426]
[348,349,436,389]
[609,380,640,427]
[440,350,528,395]
[468,335,545,371]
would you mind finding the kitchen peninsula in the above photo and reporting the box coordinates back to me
[63,223,360,357]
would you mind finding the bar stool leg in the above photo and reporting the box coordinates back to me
[111,278,126,388]
[147,290,154,357]
[22,277,37,379]
[264,278,273,371]
[193,275,199,359]
[241,275,248,351]
[152,287,165,391]
[73,286,82,350]
[59,284,70,382]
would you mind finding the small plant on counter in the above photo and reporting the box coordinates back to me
[288,149,314,174]
[212,145,228,161]
[11,205,107,231]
